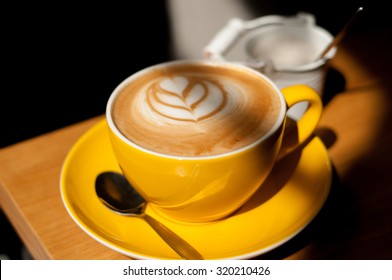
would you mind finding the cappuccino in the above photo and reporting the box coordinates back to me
[110,61,281,157]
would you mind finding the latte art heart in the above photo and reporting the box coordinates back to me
[146,76,227,122]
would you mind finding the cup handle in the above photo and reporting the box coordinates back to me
[279,85,323,157]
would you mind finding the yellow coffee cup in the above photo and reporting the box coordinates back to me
[106,60,322,222]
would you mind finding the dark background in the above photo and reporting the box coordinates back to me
[1,0,389,148]
[1,1,171,148]
[1,0,390,259]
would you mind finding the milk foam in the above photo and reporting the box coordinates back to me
[111,64,281,156]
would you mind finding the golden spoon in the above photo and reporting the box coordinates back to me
[317,6,364,60]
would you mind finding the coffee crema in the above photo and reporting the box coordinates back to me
[111,63,281,157]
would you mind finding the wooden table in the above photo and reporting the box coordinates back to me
[1,31,391,260]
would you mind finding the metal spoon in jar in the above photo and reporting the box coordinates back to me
[317,6,364,60]
[95,171,203,260]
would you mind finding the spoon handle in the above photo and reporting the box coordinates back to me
[142,213,204,260]
[317,6,363,60]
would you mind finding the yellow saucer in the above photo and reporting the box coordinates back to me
[60,118,332,260]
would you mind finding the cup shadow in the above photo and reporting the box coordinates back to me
[251,166,345,260]
[233,115,315,216]
[245,127,355,260]
[229,126,343,259]
[234,144,303,216]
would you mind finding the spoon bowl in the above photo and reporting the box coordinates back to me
[96,172,145,214]
[95,171,203,260]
